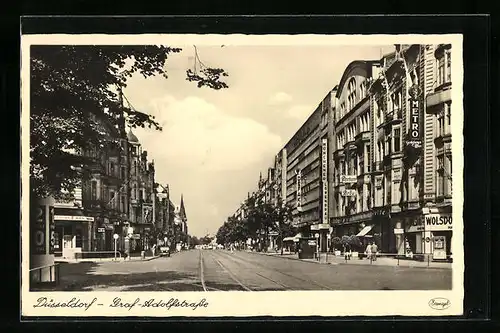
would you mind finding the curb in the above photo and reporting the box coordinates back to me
[246,251,336,266]
[242,251,451,270]
[336,262,452,270]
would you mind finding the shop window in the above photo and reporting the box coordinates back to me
[75,229,83,248]
[54,232,60,250]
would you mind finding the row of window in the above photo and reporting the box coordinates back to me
[437,48,452,87]
[338,78,368,120]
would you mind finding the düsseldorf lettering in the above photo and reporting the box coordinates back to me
[33,297,210,312]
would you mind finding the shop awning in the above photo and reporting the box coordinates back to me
[293,233,304,242]
[356,225,374,237]
[283,237,295,242]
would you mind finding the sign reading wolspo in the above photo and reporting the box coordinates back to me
[407,83,422,148]
[321,138,328,224]
[425,213,452,231]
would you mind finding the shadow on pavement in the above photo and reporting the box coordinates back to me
[40,262,199,291]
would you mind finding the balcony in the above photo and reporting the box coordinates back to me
[343,141,356,151]
[354,131,370,146]
[384,109,402,126]
[332,148,344,160]
[372,161,383,173]
[426,88,452,110]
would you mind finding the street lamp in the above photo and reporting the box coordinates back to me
[326,233,331,263]
[113,233,119,260]
[315,233,320,261]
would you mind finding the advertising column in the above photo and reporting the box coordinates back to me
[30,196,56,284]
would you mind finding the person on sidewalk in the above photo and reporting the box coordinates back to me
[365,242,372,260]
[371,242,378,261]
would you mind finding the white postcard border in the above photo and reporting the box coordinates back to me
[21,33,464,317]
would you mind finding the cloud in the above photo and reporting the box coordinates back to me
[268,92,293,105]
[284,105,313,121]
[135,96,283,172]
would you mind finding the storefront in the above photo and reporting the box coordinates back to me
[53,210,94,259]
[388,206,452,260]
[95,218,116,251]
[310,223,330,252]
[424,210,453,261]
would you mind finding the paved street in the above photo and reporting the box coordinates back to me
[52,250,452,292]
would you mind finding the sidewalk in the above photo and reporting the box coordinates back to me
[251,251,452,269]
[55,254,162,264]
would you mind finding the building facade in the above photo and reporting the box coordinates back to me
[284,102,323,241]
[329,44,454,260]
[53,108,130,258]
[330,60,381,250]
[231,44,454,261]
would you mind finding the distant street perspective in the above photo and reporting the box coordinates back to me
[47,249,451,292]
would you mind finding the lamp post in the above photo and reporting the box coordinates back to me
[326,233,331,263]
[315,233,320,261]
[113,233,119,260]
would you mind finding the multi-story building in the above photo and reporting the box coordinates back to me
[284,102,324,242]
[330,44,454,260]
[274,149,288,206]
[155,183,175,245]
[422,44,453,259]
[127,129,156,252]
[330,59,382,249]
[232,44,454,261]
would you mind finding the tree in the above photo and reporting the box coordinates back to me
[188,235,200,247]
[332,236,342,251]
[269,197,295,254]
[199,235,214,245]
[30,45,229,199]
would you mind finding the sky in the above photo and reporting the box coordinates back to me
[123,43,395,238]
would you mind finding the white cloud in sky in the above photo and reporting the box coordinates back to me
[136,95,283,172]
[268,92,293,105]
[284,105,313,121]
[123,43,397,237]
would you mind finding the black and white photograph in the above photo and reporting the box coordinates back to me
[21,34,464,317]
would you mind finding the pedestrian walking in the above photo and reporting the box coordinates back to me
[365,242,372,260]
[371,242,378,261]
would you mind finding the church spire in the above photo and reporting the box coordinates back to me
[179,194,187,221]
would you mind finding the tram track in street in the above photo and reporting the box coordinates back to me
[207,250,252,291]
[218,250,333,290]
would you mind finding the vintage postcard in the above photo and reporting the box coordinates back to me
[21,33,464,317]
